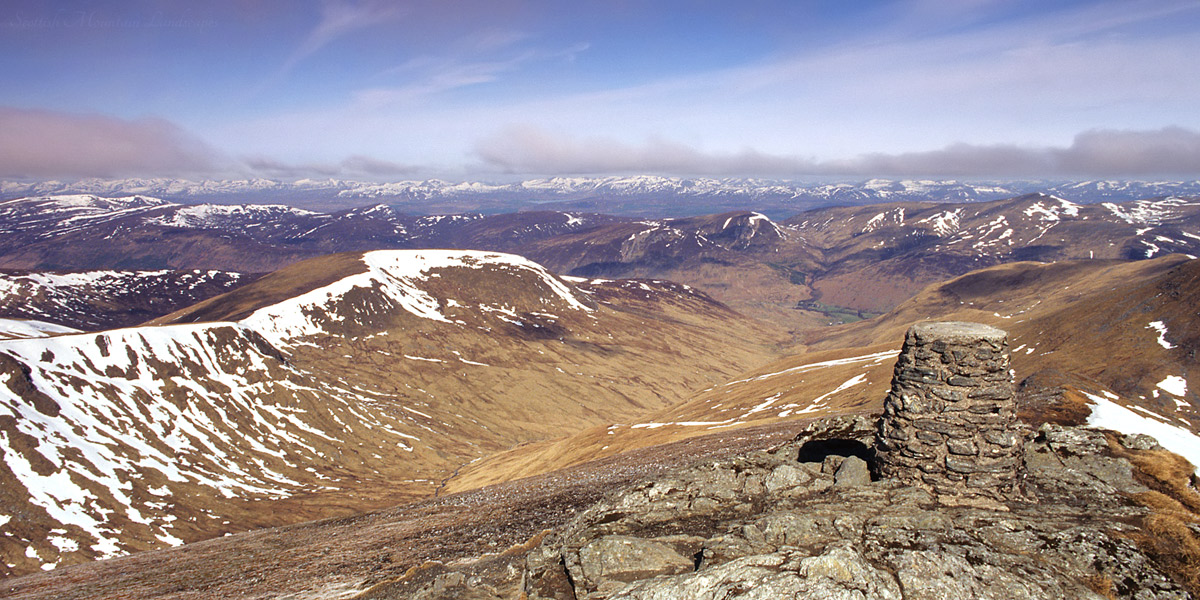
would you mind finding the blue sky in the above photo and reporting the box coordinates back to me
[2,0,1199,180]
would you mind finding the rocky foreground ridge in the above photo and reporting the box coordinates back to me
[364,415,1198,600]
[4,321,1197,599]
[363,322,1200,600]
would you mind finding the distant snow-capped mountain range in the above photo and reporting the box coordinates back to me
[3,176,1198,217]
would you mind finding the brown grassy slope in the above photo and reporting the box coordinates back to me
[445,256,1199,492]
[786,195,1200,313]
[801,256,1192,349]
[1,420,809,600]
[518,214,831,334]
[149,251,369,324]
[0,250,786,577]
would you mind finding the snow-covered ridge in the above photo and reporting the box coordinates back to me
[3,269,167,289]
[0,269,245,330]
[0,320,419,567]
[149,203,322,228]
[0,269,238,294]
[0,318,80,339]
[243,250,592,346]
[9,177,1198,208]
[0,194,172,211]
[1022,197,1080,221]
[1102,197,1200,225]
[0,195,178,238]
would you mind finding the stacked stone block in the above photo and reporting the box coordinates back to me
[874,321,1025,500]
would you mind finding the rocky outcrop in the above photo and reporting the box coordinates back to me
[874,321,1027,502]
[366,415,1192,600]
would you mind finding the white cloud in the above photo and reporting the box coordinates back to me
[474,125,811,175]
[244,154,420,178]
[475,125,1200,177]
[0,106,421,181]
[0,107,229,178]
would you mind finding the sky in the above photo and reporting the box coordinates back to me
[1,0,1200,181]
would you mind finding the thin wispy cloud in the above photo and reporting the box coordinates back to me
[260,0,409,93]
[354,41,590,108]
[290,0,406,68]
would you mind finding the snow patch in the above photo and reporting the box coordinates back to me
[860,208,904,233]
[632,419,737,429]
[0,318,81,339]
[1023,198,1081,221]
[1157,376,1188,397]
[795,374,869,415]
[1146,321,1176,350]
[724,350,894,386]
[1084,391,1200,475]
[917,209,962,236]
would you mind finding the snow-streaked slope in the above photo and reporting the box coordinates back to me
[794,194,1200,265]
[2,249,764,575]
[1102,197,1198,225]
[0,268,246,330]
[243,250,593,347]
[0,321,421,569]
[0,195,175,239]
[149,203,323,229]
[0,318,80,339]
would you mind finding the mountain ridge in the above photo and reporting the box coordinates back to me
[5,192,1200,334]
[436,255,1198,494]
[0,249,782,576]
[5,177,1200,217]
[0,268,250,331]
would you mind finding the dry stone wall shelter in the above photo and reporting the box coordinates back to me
[874,321,1025,501]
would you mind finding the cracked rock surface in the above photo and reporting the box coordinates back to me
[364,416,1193,600]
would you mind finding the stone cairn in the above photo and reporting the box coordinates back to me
[874,321,1025,501]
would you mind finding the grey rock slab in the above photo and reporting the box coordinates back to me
[833,455,871,487]
[1037,423,1109,456]
[891,549,1105,600]
[1121,433,1163,451]
[578,535,695,588]
[909,321,1008,345]
[764,463,815,494]
[607,545,902,600]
